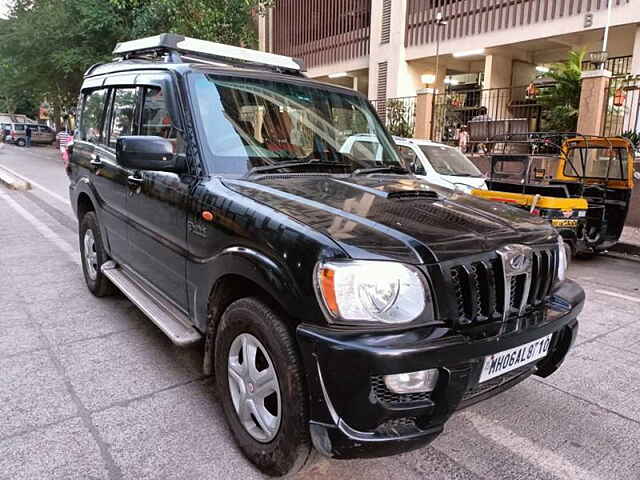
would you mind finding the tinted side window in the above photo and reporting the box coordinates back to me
[108,88,138,148]
[81,89,108,143]
[140,86,184,153]
[38,126,51,133]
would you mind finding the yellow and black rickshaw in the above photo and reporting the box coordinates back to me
[472,134,638,254]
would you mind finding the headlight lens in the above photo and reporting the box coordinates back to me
[315,260,432,325]
[557,236,569,282]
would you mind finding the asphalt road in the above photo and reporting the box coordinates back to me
[1,143,640,480]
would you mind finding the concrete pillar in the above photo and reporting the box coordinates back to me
[632,25,640,75]
[626,25,640,134]
[258,11,268,52]
[577,70,612,136]
[414,88,436,139]
[483,54,513,120]
[368,0,421,100]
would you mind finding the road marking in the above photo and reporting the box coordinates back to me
[462,411,600,480]
[0,190,79,265]
[595,289,640,303]
[0,161,70,206]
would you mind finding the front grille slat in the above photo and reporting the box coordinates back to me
[540,250,554,299]
[447,246,558,328]
[460,264,481,322]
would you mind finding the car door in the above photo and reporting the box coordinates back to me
[75,86,133,263]
[124,78,190,311]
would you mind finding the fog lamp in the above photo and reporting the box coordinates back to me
[384,369,439,394]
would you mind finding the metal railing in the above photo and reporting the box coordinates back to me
[603,76,640,137]
[371,96,417,138]
[582,55,632,77]
[431,84,554,145]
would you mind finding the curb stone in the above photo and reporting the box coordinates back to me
[0,164,31,191]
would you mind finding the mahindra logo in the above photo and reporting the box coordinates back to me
[497,244,532,275]
[510,254,528,271]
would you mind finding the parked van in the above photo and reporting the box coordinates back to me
[6,123,55,146]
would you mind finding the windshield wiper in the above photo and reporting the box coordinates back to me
[247,159,353,176]
[352,166,410,176]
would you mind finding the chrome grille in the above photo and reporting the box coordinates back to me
[447,246,558,327]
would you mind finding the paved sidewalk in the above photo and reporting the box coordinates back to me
[620,226,640,247]
[2,145,640,479]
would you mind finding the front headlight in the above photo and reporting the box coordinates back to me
[314,260,433,326]
[557,236,569,282]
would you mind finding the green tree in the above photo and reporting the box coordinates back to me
[539,50,585,132]
[110,0,272,47]
[0,0,271,127]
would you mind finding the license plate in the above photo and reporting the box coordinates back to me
[552,219,578,227]
[479,334,552,383]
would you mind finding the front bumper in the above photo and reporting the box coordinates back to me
[296,279,584,459]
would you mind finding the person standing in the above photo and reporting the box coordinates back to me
[25,125,32,147]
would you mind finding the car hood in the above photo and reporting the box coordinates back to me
[223,175,556,264]
[438,174,487,190]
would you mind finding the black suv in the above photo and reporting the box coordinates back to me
[68,34,584,477]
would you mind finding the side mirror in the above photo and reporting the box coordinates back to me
[116,136,184,173]
[634,171,640,181]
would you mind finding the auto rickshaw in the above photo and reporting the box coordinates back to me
[471,134,638,254]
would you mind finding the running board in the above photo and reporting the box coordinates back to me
[101,261,202,346]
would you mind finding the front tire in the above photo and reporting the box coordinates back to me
[79,211,115,297]
[214,298,314,477]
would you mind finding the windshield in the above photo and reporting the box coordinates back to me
[419,145,482,177]
[565,147,629,180]
[191,73,402,175]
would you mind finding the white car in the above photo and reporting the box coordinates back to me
[340,134,486,192]
[392,137,487,192]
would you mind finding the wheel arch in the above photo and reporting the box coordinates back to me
[76,192,95,221]
[200,248,308,376]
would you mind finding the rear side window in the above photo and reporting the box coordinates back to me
[80,89,108,143]
[14,124,25,131]
[108,88,139,148]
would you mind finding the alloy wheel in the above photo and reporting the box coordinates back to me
[227,333,282,443]
[83,229,98,281]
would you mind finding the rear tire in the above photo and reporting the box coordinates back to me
[79,211,115,297]
[16,138,25,147]
[214,297,315,477]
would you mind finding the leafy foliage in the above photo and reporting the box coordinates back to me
[386,99,415,138]
[539,50,585,133]
[622,130,640,149]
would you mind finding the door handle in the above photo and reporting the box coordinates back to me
[90,154,102,167]
[127,174,144,189]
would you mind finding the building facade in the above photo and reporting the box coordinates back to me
[260,1,638,97]
[259,1,640,138]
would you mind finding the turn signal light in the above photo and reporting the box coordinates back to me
[318,267,338,316]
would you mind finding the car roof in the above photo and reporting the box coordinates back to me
[82,60,365,99]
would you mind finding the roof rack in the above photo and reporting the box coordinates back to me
[112,33,305,74]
